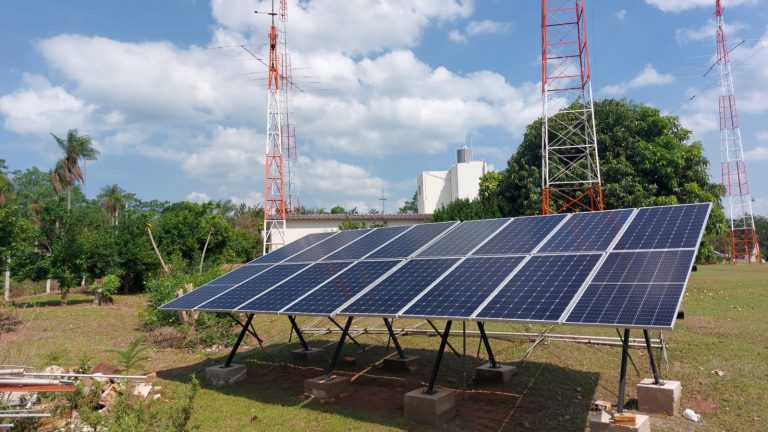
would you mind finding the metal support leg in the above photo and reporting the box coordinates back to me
[617,328,631,413]
[643,329,661,385]
[426,320,460,357]
[383,318,406,359]
[325,316,353,377]
[425,321,453,395]
[224,314,254,368]
[288,315,309,351]
[616,328,640,376]
[477,322,498,368]
[328,317,364,351]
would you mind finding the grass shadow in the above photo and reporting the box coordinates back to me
[14,297,94,307]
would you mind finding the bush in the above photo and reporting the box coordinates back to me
[142,268,225,328]
[95,274,121,297]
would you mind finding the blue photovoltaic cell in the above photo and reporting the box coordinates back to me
[614,204,710,250]
[236,262,352,313]
[475,254,601,322]
[401,256,525,319]
[539,209,633,252]
[565,283,684,328]
[418,219,510,257]
[200,264,273,286]
[323,225,411,261]
[160,284,231,310]
[472,214,567,255]
[339,258,460,316]
[251,232,337,264]
[286,229,371,262]
[283,260,401,315]
[367,222,456,259]
[195,264,309,311]
[593,250,695,284]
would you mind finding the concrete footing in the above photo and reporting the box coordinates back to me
[637,379,681,416]
[383,355,419,372]
[291,348,324,361]
[205,364,247,386]
[589,411,650,432]
[474,363,517,384]
[304,375,350,398]
[403,387,456,425]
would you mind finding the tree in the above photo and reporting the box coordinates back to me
[98,184,129,225]
[50,129,99,210]
[398,193,418,214]
[0,159,13,207]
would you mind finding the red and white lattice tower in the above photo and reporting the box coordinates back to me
[540,0,603,214]
[262,3,286,254]
[715,0,760,263]
[280,0,300,214]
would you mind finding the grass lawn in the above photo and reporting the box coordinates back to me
[2,264,766,431]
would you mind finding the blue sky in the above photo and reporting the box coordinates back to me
[1,0,767,214]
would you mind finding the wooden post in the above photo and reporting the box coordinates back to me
[4,257,10,302]
[146,224,170,274]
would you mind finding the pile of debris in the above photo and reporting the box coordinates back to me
[0,364,155,430]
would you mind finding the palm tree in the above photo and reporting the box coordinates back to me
[50,129,99,210]
[98,184,127,225]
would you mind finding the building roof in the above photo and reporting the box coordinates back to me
[287,213,432,221]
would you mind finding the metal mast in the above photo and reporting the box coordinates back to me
[540,0,603,214]
[280,0,300,214]
[260,1,286,254]
[715,0,759,263]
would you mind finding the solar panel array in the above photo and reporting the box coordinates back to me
[161,203,711,329]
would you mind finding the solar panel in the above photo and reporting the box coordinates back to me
[417,219,510,257]
[197,264,273,286]
[474,254,601,322]
[281,260,401,315]
[236,262,352,313]
[538,209,634,252]
[472,214,567,255]
[614,203,710,250]
[251,232,336,264]
[323,225,411,261]
[159,284,231,311]
[366,222,457,259]
[286,229,372,262]
[592,250,695,284]
[565,282,684,328]
[195,264,309,311]
[400,256,525,319]
[338,258,460,316]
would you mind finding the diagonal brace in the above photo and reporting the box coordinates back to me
[328,317,364,351]
[477,322,498,368]
[325,316,354,377]
[383,318,406,359]
[288,315,310,351]
[427,320,461,358]
[426,321,453,395]
[224,314,254,368]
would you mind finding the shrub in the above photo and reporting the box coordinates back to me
[95,274,121,297]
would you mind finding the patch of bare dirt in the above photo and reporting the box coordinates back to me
[687,394,720,413]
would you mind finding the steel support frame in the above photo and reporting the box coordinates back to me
[617,328,630,413]
[426,320,461,357]
[643,329,661,385]
[477,322,498,368]
[383,318,406,359]
[288,315,309,351]
[328,317,365,351]
[425,321,453,395]
[224,314,255,368]
[325,316,354,377]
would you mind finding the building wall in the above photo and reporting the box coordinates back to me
[417,160,486,214]
[283,219,424,245]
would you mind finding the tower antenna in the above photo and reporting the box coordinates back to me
[714,0,760,263]
[540,0,603,214]
[279,0,300,214]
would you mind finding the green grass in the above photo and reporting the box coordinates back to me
[2,265,766,431]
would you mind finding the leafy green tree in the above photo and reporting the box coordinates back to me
[50,129,99,210]
[338,219,367,230]
[398,193,418,214]
[98,184,130,225]
[0,159,13,207]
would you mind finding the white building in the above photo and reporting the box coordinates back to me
[417,147,487,214]
[283,213,431,245]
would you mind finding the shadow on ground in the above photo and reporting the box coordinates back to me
[158,335,600,431]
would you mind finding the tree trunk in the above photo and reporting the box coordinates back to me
[199,228,213,273]
[146,225,170,274]
[4,257,10,303]
[67,186,71,211]
[60,289,69,306]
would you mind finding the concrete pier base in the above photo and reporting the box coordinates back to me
[205,364,247,386]
[589,411,650,432]
[383,355,419,372]
[291,348,324,361]
[403,387,456,425]
[474,363,517,384]
[637,379,681,416]
[304,375,350,398]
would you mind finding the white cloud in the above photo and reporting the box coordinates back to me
[616,9,628,21]
[180,126,264,183]
[675,19,749,44]
[186,191,211,203]
[744,147,768,161]
[601,64,674,96]
[466,20,512,36]
[448,30,467,43]
[230,191,264,207]
[757,130,768,141]
[645,0,755,13]
[751,197,768,216]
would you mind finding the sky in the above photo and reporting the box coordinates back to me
[1,0,767,215]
